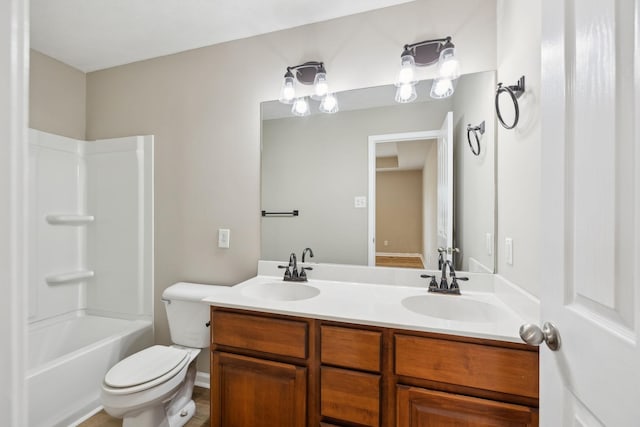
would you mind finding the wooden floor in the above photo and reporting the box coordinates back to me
[376,255,424,269]
[79,386,210,427]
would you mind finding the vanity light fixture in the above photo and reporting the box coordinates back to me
[395,36,461,102]
[278,61,339,115]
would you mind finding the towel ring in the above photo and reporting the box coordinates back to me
[495,76,525,130]
[466,121,485,156]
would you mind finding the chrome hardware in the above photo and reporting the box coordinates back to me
[496,75,525,129]
[301,247,314,263]
[420,259,467,296]
[278,251,312,282]
[519,322,561,351]
[180,409,188,417]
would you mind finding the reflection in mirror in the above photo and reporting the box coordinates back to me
[261,71,495,273]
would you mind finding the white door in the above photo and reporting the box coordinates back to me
[436,112,453,261]
[538,0,640,424]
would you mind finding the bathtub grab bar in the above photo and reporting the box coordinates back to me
[46,270,94,284]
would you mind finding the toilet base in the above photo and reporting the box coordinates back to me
[109,348,199,427]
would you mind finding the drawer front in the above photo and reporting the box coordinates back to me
[397,385,538,426]
[395,334,539,399]
[321,367,380,427]
[321,325,381,372]
[212,310,308,359]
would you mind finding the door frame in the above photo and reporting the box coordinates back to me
[0,0,29,425]
[367,130,441,266]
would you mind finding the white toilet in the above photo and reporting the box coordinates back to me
[101,282,214,427]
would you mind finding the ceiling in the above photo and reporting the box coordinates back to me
[30,0,414,72]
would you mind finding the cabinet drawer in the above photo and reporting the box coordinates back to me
[321,325,381,372]
[397,385,538,426]
[395,334,538,399]
[321,367,380,427]
[212,310,308,359]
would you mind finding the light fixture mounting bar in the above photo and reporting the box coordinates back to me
[403,36,453,66]
[287,61,325,85]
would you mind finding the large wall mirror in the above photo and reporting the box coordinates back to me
[261,71,496,273]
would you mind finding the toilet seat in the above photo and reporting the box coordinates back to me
[104,345,190,395]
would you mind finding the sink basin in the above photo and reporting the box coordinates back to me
[241,282,320,301]
[401,295,508,323]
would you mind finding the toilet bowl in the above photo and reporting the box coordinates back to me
[101,283,216,427]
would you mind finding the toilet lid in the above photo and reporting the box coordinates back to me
[105,345,189,388]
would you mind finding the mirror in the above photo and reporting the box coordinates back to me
[261,71,496,273]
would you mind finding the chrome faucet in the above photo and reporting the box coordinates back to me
[278,251,312,282]
[421,259,468,295]
[301,247,314,263]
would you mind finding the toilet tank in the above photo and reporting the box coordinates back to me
[162,282,225,348]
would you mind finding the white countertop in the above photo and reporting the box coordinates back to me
[201,261,539,344]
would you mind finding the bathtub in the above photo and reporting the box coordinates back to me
[26,311,153,427]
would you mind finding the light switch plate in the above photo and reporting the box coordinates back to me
[486,233,493,256]
[218,228,230,248]
[354,196,367,208]
[505,237,513,265]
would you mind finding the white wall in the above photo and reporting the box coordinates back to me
[452,71,496,272]
[28,131,87,322]
[27,130,153,323]
[496,0,541,296]
[0,0,28,424]
[422,142,438,268]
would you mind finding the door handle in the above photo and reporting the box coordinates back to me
[519,322,561,351]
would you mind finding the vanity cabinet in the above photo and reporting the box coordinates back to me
[210,308,317,427]
[320,325,383,426]
[210,307,539,427]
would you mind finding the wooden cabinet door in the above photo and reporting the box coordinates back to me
[211,352,307,427]
[397,386,537,427]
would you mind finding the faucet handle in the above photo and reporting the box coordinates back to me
[449,276,468,294]
[420,274,438,291]
[278,264,292,279]
[299,267,312,281]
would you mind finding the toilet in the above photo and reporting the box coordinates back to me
[101,282,214,427]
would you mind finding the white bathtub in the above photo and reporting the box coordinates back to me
[27,312,153,427]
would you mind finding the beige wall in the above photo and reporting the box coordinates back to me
[82,0,496,372]
[29,50,86,140]
[376,170,423,253]
[496,0,541,296]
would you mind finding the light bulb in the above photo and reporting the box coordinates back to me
[291,97,310,117]
[395,83,417,103]
[278,75,296,104]
[438,47,460,80]
[319,93,339,114]
[396,54,417,86]
[312,72,329,100]
[430,77,455,99]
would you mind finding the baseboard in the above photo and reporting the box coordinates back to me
[195,371,210,389]
[69,405,103,426]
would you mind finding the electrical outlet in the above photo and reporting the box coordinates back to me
[218,228,230,248]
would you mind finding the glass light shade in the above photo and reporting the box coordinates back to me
[278,75,296,104]
[395,83,417,103]
[396,54,417,86]
[319,93,339,114]
[430,77,456,99]
[437,47,460,80]
[291,97,310,117]
[312,72,329,100]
